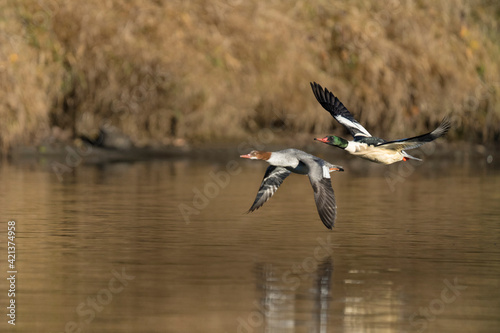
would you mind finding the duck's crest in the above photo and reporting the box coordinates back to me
[259,151,272,160]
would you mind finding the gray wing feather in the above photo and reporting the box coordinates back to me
[377,118,451,151]
[248,166,291,212]
[309,177,337,229]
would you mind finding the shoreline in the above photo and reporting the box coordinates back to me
[4,140,499,165]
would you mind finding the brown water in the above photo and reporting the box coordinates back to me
[0,151,499,333]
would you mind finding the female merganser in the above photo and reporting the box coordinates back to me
[240,149,343,229]
[310,82,451,165]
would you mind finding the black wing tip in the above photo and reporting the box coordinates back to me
[247,205,260,214]
[310,81,331,100]
[310,81,349,117]
[310,81,332,96]
[439,117,452,132]
[310,81,324,103]
[310,81,322,91]
[432,117,452,138]
[320,215,335,229]
[320,215,336,230]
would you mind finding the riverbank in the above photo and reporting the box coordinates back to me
[1,0,499,152]
[5,138,498,170]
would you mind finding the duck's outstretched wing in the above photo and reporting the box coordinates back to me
[377,118,451,151]
[248,166,291,213]
[310,82,371,139]
[309,176,337,230]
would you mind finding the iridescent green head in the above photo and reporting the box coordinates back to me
[314,135,348,149]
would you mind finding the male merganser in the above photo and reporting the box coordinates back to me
[240,149,343,229]
[310,82,451,165]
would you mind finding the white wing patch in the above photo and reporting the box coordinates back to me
[322,165,331,179]
[336,115,371,137]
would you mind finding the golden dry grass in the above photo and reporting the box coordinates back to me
[1,0,499,152]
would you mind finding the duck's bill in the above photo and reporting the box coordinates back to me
[329,166,344,172]
[240,154,252,159]
[314,137,329,143]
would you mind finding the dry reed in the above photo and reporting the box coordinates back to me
[1,0,499,152]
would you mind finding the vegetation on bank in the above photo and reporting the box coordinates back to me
[1,0,499,152]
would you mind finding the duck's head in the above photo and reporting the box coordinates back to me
[240,150,271,160]
[314,136,348,149]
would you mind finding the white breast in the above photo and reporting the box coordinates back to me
[267,152,300,168]
[346,142,403,164]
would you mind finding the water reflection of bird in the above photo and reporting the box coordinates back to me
[240,149,343,229]
[312,258,333,333]
[310,82,451,165]
[254,257,333,332]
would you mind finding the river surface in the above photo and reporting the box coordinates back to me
[0,148,499,332]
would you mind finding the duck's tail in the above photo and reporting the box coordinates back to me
[402,151,422,162]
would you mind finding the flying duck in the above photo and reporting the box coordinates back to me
[310,82,451,165]
[240,149,343,229]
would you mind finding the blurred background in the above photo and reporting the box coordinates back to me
[1,0,499,153]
